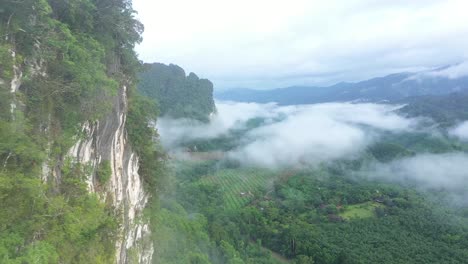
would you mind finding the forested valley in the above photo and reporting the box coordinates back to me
[140,66,468,263]
[1,0,468,264]
[148,119,468,263]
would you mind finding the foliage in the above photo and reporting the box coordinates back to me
[339,202,383,220]
[156,132,468,264]
[127,92,167,191]
[0,168,118,263]
[138,63,216,122]
[150,200,214,264]
[96,160,112,185]
[0,44,15,80]
[149,160,284,264]
[0,0,145,262]
[199,168,273,211]
[367,142,413,162]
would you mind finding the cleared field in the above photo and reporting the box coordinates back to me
[201,168,275,210]
[339,201,383,220]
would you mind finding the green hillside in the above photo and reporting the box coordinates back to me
[138,63,216,122]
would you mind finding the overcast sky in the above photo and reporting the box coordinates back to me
[133,0,468,90]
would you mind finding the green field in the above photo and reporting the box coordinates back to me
[339,201,383,220]
[201,168,275,210]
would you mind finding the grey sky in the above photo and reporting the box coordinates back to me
[133,0,468,90]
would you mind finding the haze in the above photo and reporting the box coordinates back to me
[157,101,421,166]
[158,101,468,203]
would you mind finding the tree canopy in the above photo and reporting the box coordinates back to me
[138,63,216,122]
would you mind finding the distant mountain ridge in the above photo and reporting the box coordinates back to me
[215,69,468,105]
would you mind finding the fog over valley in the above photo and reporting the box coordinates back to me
[157,99,468,204]
[158,101,418,164]
[3,1,468,263]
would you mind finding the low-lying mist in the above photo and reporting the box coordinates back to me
[367,153,468,204]
[157,101,468,201]
[449,121,468,141]
[157,101,282,148]
[227,102,419,167]
[158,101,420,165]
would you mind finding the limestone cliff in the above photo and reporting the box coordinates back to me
[68,85,153,263]
[8,53,153,263]
[1,1,152,262]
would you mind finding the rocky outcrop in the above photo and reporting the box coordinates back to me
[3,4,153,263]
[9,49,21,118]
[68,85,153,263]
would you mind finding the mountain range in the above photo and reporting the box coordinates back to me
[215,67,468,105]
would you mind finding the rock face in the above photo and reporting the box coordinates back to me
[3,5,153,262]
[68,85,153,263]
[5,33,152,263]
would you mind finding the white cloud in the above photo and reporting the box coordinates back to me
[429,62,468,79]
[449,121,468,140]
[156,101,282,148]
[133,0,468,89]
[157,102,419,167]
[374,153,468,191]
[157,102,468,201]
[228,103,417,167]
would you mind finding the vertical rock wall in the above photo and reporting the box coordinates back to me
[4,40,153,264]
[68,86,153,263]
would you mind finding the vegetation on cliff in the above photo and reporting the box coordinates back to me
[138,63,216,122]
[0,0,163,262]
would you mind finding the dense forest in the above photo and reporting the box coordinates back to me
[2,1,468,264]
[0,0,164,263]
[151,103,468,264]
[138,63,216,122]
